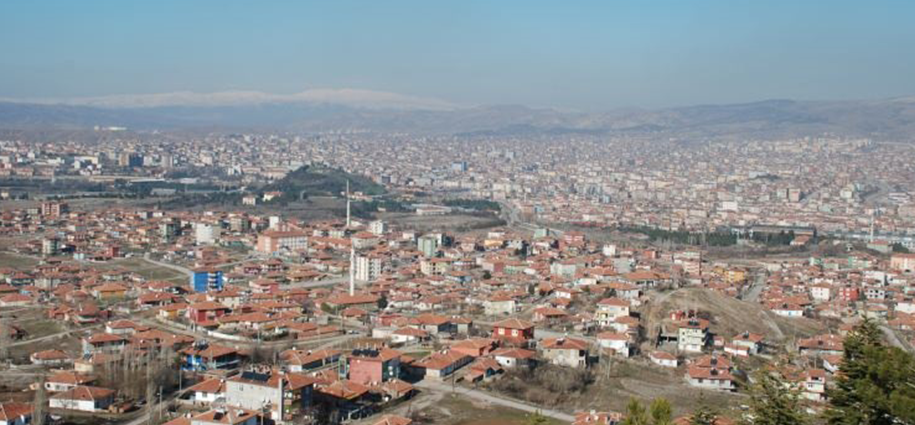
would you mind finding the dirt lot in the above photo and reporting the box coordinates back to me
[0,251,40,270]
[415,393,565,425]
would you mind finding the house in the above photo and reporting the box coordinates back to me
[181,343,241,371]
[649,351,678,368]
[800,369,828,402]
[346,348,402,385]
[414,350,473,380]
[686,356,734,391]
[82,333,128,355]
[451,338,499,358]
[677,318,710,353]
[491,347,536,369]
[483,295,516,316]
[390,327,430,345]
[573,410,623,425]
[48,386,116,412]
[731,331,765,355]
[463,357,504,382]
[281,349,342,372]
[188,408,259,425]
[595,298,629,327]
[30,349,71,366]
[798,334,844,356]
[186,378,226,406]
[539,337,590,368]
[225,369,317,422]
[596,332,630,358]
[45,372,95,392]
[0,402,32,425]
[491,318,535,347]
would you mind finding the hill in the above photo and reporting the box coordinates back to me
[643,287,825,344]
[261,165,386,203]
[2,95,915,140]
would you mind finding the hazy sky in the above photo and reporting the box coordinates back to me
[1,0,914,110]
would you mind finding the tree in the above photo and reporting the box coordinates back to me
[621,398,650,425]
[526,411,549,425]
[33,375,47,425]
[377,295,389,310]
[743,370,808,425]
[650,398,673,425]
[824,319,915,425]
[689,395,719,425]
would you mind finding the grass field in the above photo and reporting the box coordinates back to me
[0,251,39,270]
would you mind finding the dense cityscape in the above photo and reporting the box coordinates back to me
[3,1,915,425]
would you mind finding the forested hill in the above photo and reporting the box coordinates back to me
[262,165,386,202]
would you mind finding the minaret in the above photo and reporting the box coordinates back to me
[349,243,356,296]
[345,180,351,228]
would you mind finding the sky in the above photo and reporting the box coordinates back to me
[1,0,914,110]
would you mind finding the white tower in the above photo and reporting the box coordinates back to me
[349,243,355,296]
[345,180,351,228]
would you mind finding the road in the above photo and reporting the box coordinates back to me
[415,380,575,422]
[10,323,102,347]
[880,325,913,353]
[142,253,193,278]
[742,270,767,303]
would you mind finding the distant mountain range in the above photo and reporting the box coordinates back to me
[1,90,914,140]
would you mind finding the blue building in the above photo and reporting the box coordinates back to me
[192,268,224,293]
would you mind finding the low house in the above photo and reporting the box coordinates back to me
[48,386,116,412]
[188,408,259,425]
[539,337,590,368]
[573,410,623,425]
[596,332,630,358]
[491,318,535,347]
[45,372,95,392]
[649,351,678,368]
[30,349,71,366]
[685,355,734,391]
[0,402,33,425]
[181,343,241,371]
[491,347,536,369]
[186,378,226,406]
[415,350,473,380]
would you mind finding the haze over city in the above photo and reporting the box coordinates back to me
[1,2,914,425]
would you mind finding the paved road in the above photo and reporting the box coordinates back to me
[415,380,575,422]
[880,325,913,353]
[743,270,767,302]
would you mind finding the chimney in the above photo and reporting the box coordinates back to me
[277,374,285,422]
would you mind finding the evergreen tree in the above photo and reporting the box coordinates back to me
[622,398,650,425]
[825,319,915,425]
[743,370,808,425]
[650,398,673,425]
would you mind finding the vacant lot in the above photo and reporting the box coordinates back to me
[0,251,40,270]
[419,394,565,425]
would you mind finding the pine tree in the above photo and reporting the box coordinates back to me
[825,319,915,425]
[743,370,807,425]
[621,398,649,425]
[650,398,673,425]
